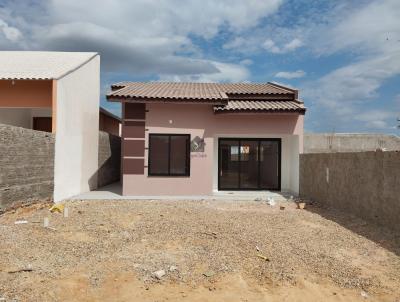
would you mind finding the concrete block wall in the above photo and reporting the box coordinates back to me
[97,131,121,188]
[304,133,400,153]
[0,125,121,211]
[300,151,400,232]
[0,124,55,210]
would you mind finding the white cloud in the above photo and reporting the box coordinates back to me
[0,0,283,79]
[311,0,400,56]
[0,19,22,42]
[240,59,253,66]
[354,110,397,130]
[262,38,303,54]
[275,70,306,79]
[158,61,250,83]
[298,0,400,133]
[262,39,280,53]
[282,38,303,52]
[305,52,400,106]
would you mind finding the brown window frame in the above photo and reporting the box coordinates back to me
[148,134,191,177]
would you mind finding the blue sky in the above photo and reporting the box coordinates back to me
[1,0,399,134]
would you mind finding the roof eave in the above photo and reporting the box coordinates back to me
[213,108,306,115]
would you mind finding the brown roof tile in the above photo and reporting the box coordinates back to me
[107,81,305,114]
[214,100,305,113]
[107,82,294,101]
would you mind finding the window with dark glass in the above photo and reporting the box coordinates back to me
[148,134,190,176]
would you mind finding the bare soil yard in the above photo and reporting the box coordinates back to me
[1,199,400,301]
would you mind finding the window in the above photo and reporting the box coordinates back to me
[148,134,190,176]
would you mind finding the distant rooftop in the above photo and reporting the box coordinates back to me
[0,51,98,80]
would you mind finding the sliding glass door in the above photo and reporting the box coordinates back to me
[218,138,281,190]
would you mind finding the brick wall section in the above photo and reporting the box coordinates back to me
[0,125,121,211]
[0,124,55,210]
[300,151,400,232]
[97,131,121,188]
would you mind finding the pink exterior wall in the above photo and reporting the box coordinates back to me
[123,103,304,196]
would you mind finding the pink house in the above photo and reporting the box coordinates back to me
[107,82,305,196]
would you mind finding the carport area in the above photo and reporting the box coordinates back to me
[0,51,101,202]
[0,80,55,132]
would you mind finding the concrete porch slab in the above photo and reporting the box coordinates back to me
[70,182,294,201]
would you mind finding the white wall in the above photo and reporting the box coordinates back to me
[53,55,100,201]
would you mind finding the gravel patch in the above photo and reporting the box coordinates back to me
[0,199,399,301]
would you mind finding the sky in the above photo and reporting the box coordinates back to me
[0,0,399,134]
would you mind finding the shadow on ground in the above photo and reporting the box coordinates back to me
[305,202,400,257]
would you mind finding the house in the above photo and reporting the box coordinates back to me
[107,82,305,196]
[0,51,100,201]
[99,107,121,136]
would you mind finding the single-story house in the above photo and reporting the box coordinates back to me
[0,51,100,201]
[107,82,305,196]
[99,107,121,136]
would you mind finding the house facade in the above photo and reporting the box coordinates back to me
[0,51,100,201]
[108,82,305,196]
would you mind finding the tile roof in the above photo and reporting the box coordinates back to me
[214,100,305,113]
[109,82,228,101]
[0,51,98,80]
[107,81,305,114]
[108,82,294,101]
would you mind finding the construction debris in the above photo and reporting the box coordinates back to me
[8,265,33,274]
[14,220,28,225]
[202,231,217,238]
[266,197,276,206]
[49,203,65,213]
[257,254,270,262]
[203,271,215,278]
[297,202,306,210]
[153,270,166,279]
[361,290,369,299]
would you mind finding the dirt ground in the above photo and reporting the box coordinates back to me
[1,199,400,302]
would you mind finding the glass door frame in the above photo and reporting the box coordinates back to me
[217,138,281,191]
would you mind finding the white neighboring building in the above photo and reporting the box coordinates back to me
[0,51,100,201]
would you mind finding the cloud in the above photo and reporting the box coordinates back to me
[305,52,400,106]
[275,70,306,79]
[310,0,400,56]
[158,61,250,83]
[240,59,253,66]
[0,18,22,42]
[262,38,303,54]
[354,110,397,130]
[296,0,400,132]
[0,0,282,79]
